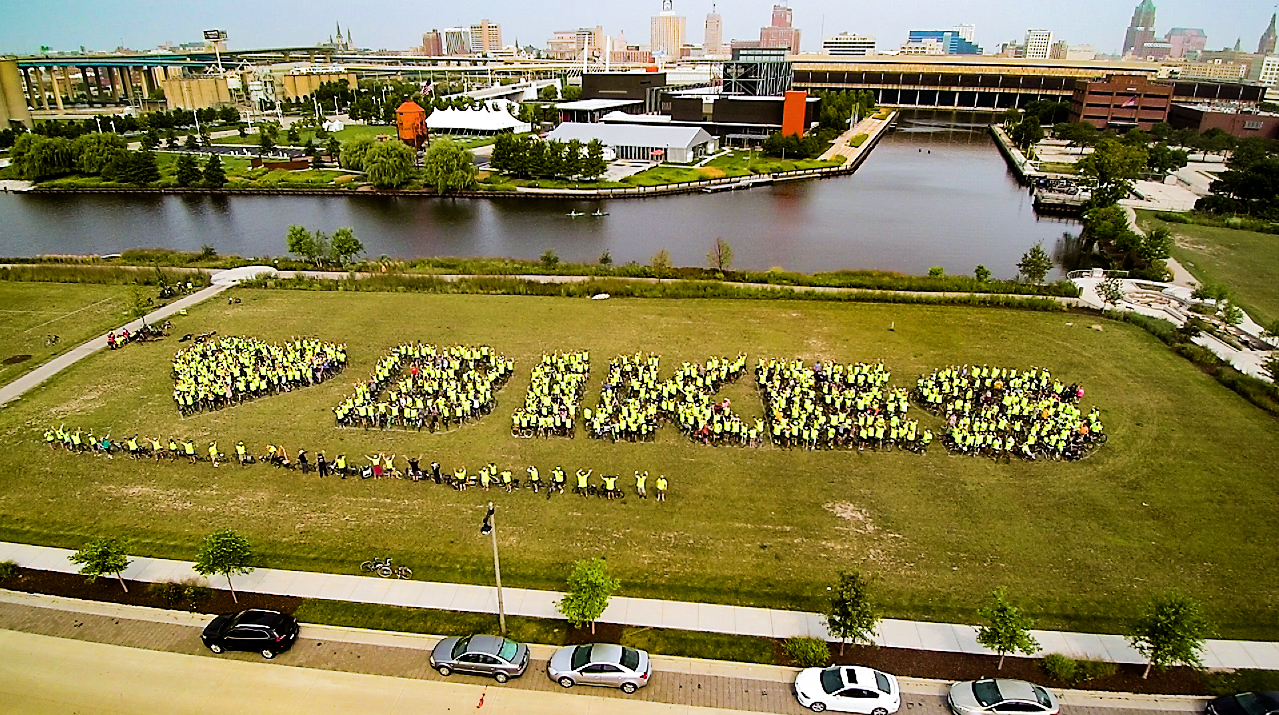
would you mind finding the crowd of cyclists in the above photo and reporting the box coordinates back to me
[332,344,513,431]
[43,427,669,500]
[511,351,589,438]
[171,337,347,416]
[914,365,1105,461]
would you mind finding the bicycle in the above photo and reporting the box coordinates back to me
[360,557,413,579]
[45,334,60,347]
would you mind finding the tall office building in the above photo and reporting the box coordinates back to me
[823,33,876,56]
[650,0,687,58]
[469,20,503,55]
[421,30,443,56]
[1024,30,1053,59]
[704,5,725,55]
[1165,28,1207,58]
[954,24,976,43]
[1123,0,1157,56]
[759,4,801,52]
[905,30,982,54]
[443,27,471,55]
[1259,13,1278,55]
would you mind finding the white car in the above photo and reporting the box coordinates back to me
[795,665,901,714]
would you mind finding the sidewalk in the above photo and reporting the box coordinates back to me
[2,540,1275,671]
[819,113,893,163]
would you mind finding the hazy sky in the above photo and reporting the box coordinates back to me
[1,0,1275,57]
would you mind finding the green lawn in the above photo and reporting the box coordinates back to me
[1138,210,1279,326]
[703,151,844,175]
[2,288,1278,639]
[0,282,135,387]
[212,124,397,148]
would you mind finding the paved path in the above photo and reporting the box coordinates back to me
[0,591,1209,714]
[820,113,893,163]
[2,540,1275,671]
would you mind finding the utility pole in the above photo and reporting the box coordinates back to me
[480,502,506,636]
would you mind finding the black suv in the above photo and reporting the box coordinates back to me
[201,609,299,659]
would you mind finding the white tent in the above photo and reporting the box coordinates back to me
[426,107,532,136]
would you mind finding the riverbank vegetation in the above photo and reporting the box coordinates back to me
[3,288,1277,638]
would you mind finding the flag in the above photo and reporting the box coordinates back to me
[1121,96,1137,108]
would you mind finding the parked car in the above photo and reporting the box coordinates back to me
[794,665,901,714]
[430,634,529,683]
[546,643,651,693]
[1206,692,1279,715]
[948,679,1059,715]
[201,609,299,659]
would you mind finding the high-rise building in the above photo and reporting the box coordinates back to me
[469,20,503,55]
[759,4,801,52]
[823,33,876,56]
[905,30,982,55]
[1258,55,1279,87]
[421,30,443,56]
[443,27,471,55]
[1050,40,1070,59]
[954,24,976,42]
[651,0,687,58]
[1123,0,1157,56]
[1024,30,1053,59]
[1259,13,1278,55]
[1165,28,1207,58]
[704,5,725,55]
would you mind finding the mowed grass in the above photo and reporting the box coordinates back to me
[0,282,136,386]
[1138,210,1279,326]
[1,288,1278,638]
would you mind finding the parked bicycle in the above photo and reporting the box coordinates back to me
[45,334,60,347]
[360,557,412,579]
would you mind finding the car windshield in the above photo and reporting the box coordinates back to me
[875,672,892,694]
[571,645,592,671]
[973,681,1003,707]
[451,637,471,659]
[621,647,640,671]
[498,639,518,662]
[1237,693,1269,715]
[821,668,844,695]
[1033,686,1052,708]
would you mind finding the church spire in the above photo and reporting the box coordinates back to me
[1259,13,1278,55]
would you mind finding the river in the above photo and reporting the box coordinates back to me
[0,111,1078,279]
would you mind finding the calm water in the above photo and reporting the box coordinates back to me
[0,111,1078,279]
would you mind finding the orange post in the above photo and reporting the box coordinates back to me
[781,90,807,137]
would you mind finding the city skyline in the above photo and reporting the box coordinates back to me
[0,0,1274,57]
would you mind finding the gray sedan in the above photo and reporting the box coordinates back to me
[547,643,652,693]
[430,635,529,683]
[948,679,1059,715]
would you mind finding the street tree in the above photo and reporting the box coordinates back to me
[202,154,227,188]
[1017,243,1053,283]
[976,588,1041,670]
[974,265,991,283]
[365,140,418,189]
[193,529,256,603]
[174,153,201,187]
[258,132,275,155]
[1077,137,1148,208]
[1129,591,1213,678]
[707,237,734,271]
[1096,276,1125,309]
[825,570,882,655]
[329,227,365,265]
[556,557,620,634]
[421,138,476,193]
[69,537,132,592]
[651,249,673,277]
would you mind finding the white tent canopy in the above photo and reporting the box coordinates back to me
[427,107,531,135]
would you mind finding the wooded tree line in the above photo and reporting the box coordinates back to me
[489,134,607,180]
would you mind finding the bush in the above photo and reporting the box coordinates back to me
[848,133,870,148]
[0,560,17,580]
[149,578,211,610]
[783,636,831,667]
[1076,659,1118,682]
[1041,653,1077,682]
[150,580,185,608]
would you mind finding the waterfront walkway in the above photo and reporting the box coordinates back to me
[2,540,1275,670]
[820,112,893,163]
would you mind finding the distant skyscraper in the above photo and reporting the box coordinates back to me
[1259,13,1277,55]
[651,0,687,58]
[1165,28,1207,58]
[705,5,725,55]
[954,24,976,43]
[759,3,801,52]
[823,33,876,56]
[422,30,443,56]
[1123,0,1157,56]
[443,27,471,55]
[469,20,503,55]
[905,30,981,55]
[1024,30,1053,59]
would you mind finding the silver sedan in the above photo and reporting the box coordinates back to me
[948,679,1059,715]
[430,634,529,683]
[546,643,652,693]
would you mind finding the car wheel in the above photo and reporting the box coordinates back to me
[261,649,275,659]
[622,682,638,694]
[874,709,889,715]
[810,703,827,713]
[438,666,452,677]
[495,672,509,684]
[559,677,575,688]
[208,643,223,654]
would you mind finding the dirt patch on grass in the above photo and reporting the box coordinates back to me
[825,502,877,533]
[698,167,727,180]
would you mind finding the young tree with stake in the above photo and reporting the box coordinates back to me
[69,537,132,592]
[825,570,882,655]
[976,588,1040,670]
[193,529,255,603]
[556,557,619,635]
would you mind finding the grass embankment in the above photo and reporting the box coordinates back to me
[211,124,394,148]
[1137,210,1279,326]
[34,153,358,192]
[1,287,1277,638]
[0,282,134,387]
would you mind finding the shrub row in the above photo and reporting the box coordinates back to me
[1040,653,1118,685]
[0,264,212,287]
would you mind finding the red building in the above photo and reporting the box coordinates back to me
[395,100,428,148]
[1168,104,1279,139]
[1067,74,1172,130]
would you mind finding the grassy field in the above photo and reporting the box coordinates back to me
[702,151,845,175]
[211,124,396,148]
[1138,210,1279,326]
[2,287,1278,638]
[0,282,135,387]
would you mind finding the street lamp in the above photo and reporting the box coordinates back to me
[480,502,507,636]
